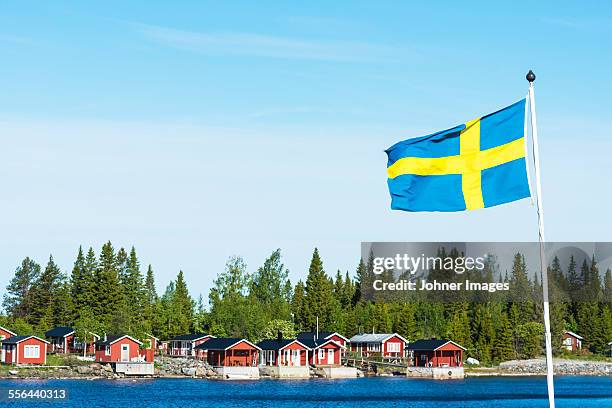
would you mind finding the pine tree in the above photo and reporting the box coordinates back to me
[53,277,73,326]
[173,271,194,334]
[143,265,158,333]
[3,257,40,321]
[472,304,495,365]
[353,259,366,304]
[567,255,580,296]
[492,312,514,363]
[446,303,473,351]
[93,241,122,330]
[70,247,86,316]
[303,248,335,330]
[29,256,63,330]
[123,247,146,335]
[82,247,98,310]
[291,280,306,330]
[604,269,612,308]
[395,303,418,341]
[509,253,534,322]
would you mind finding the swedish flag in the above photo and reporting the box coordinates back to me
[386,99,530,212]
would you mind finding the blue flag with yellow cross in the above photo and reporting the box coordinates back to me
[386,99,530,212]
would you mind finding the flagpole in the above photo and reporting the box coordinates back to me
[526,69,555,408]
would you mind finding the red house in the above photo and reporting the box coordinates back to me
[406,339,466,367]
[301,338,344,366]
[95,335,142,363]
[257,338,311,367]
[0,326,16,341]
[562,331,583,352]
[45,326,75,353]
[45,326,99,355]
[348,333,408,358]
[195,338,260,367]
[1,335,49,365]
[169,333,214,358]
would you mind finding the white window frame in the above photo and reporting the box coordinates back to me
[387,342,401,353]
[105,345,111,356]
[367,343,381,352]
[318,349,325,360]
[24,345,40,359]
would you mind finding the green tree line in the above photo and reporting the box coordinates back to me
[2,244,611,365]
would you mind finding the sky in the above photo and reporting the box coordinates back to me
[1,1,611,302]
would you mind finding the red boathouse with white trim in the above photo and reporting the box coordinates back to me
[348,333,408,358]
[95,335,142,363]
[1,335,49,365]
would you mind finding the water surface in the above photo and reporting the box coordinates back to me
[0,376,610,407]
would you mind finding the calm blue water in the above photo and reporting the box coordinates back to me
[0,376,610,407]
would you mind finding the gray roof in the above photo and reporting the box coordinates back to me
[349,333,405,343]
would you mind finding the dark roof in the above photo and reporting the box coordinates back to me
[257,339,309,351]
[194,337,260,351]
[300,337,342,350]
[170,333,211,341]
[405,339,466,351]
[95,335,141,346]
[297,331,334,340]
[2,335,48,345]
[45,326,74,338]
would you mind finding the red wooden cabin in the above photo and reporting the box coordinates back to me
[45,326,99,355]
[95,335,142,363]
[1,335,49,365]
[301,338,344,366]
[45,326,75,353]
[562,331,583,352]
[348,333,408,358]
[0,326,16,342]
[195,338,260,367]
[257,338,311,367]
[406,339,466,367]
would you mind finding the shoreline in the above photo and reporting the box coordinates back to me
[1,358,610,380]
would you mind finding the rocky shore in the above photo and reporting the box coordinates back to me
[467,358,612,377]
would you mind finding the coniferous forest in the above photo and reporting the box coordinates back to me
[1,242,611,365]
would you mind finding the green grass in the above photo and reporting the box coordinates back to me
[45,354,91,367]
[556,351,612,362]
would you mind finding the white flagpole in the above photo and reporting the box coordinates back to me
[527,69,555,408]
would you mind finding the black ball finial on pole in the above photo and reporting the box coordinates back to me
[526,70,536,82]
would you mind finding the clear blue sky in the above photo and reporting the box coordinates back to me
[1,1,611,302]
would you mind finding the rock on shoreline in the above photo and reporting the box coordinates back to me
[467,358,612,377]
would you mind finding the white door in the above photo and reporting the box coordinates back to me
[292,350,300,366]
[121,344,129,362]
[327,349,334,364]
